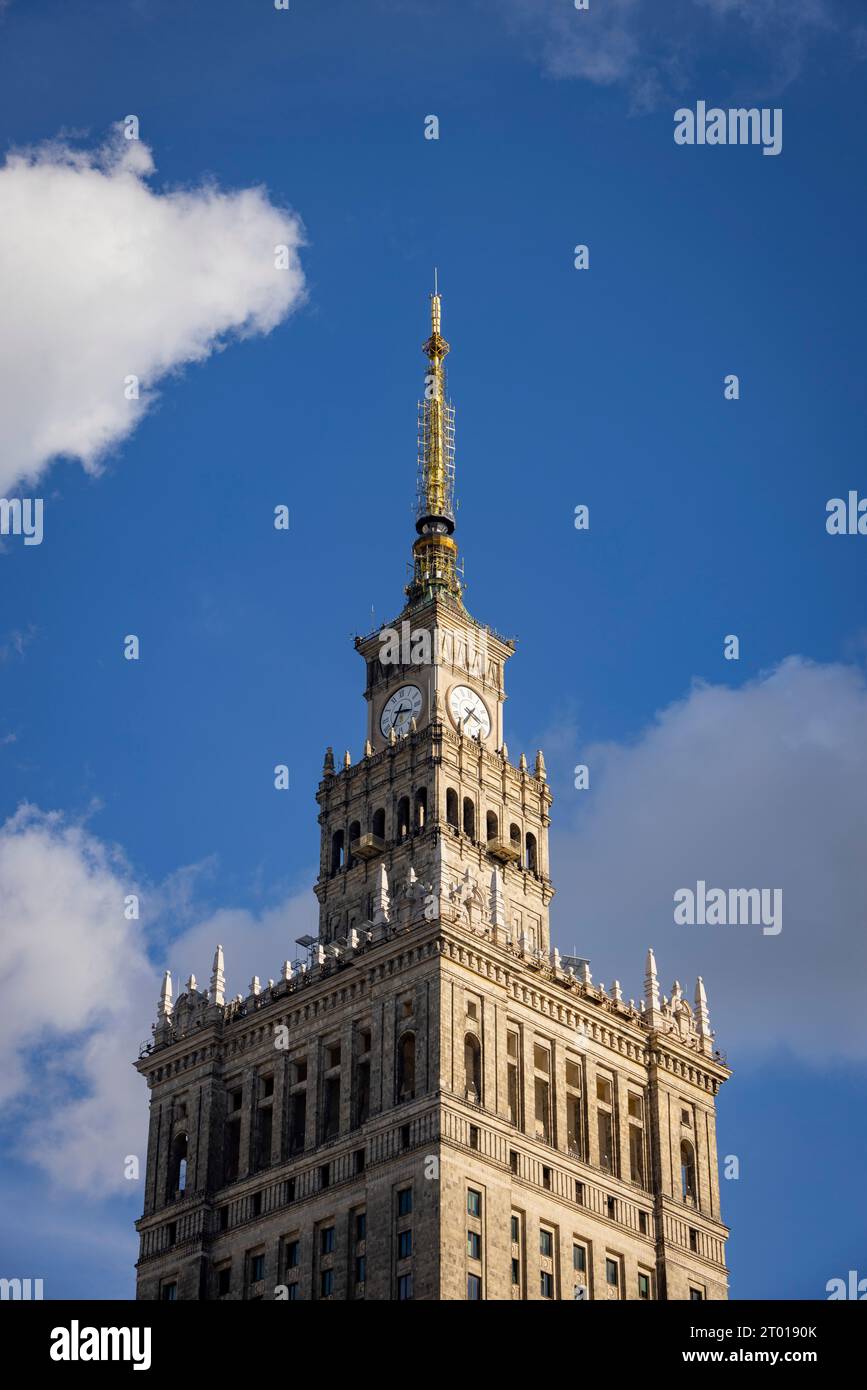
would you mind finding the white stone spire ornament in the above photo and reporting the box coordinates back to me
[210,945,226,1006]
[372,863,391,927]
[644,946,665,1027]
[612,979,623,1002]
[186,974,197,994]
[519,752,528,773]
[695,976,713,1054]
[281,959,293,982]
[158,970,173,1019]
[534,749,547,782]
[343,749,351,769]
[364,738,373,758]
[250,976,261,997]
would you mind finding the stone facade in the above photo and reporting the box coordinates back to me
[134,295,731,1302]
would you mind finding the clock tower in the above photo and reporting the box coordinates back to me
[134,287,731,1304]
[316,286,553,959]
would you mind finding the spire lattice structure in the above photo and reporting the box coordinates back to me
[407,278,461,604]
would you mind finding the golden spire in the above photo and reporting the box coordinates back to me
[407,274,462,604]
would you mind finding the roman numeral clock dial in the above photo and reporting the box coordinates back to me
[448,684,491,739]
[380,684,423,737]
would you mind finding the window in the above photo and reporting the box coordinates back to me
[469,1125,479,1150]
[606,1258,620,1288]
[540,1271,554,1299]
[509,822,521,850]
[575,1181,584,1206]
[330,829,345,874]
[446,788,459,828]
[639,1211,648,1236]
[347,820,361,866]
[467,1189,481,1217]
[638,1272,651,1300]
[398,1230,413,1259]
[511,1258,520,1285]
[573,1244,586,1274]
[355,1255,366,1284]
[166,1222,177,1246]
[628,1093,643,1120]
[540,1229,553,1258]
[397,1032,416,1101]
[510,1215,519,1242]
[400,1123,411,1149]
[250,1253,265,1282]
[689,1228,699,1253]
[596,1077,612,1105]
[534,1078,551,1143]
[467,1273,482,1300]
[681,1141,697,1203]
[397,1188,413,1217]
[464,1033,482,1101]
[597,1110,614,1173]
[168,1132,188,1197]
[323,1075,340,1140]
[355,1213,366,1242]
[289,1091,306,1154]
[566,1059,583,1156]
[486,810,498,841]
[320,1270,334,1298]
[320,1163,330,1190]
[606,1195,616,1220]
[414,787,427,830]
[285,1240,299,1270]
[371,807,385,839]
[690,1287,704,1301]
[467,1230,481,1260]
[217,1266,231,1297]
[294,1058,307,1084]
[507,1031,521,1127]
[509,1150,519,1176]
[355,1060,370,1127]
[397,796,410,841]
[542,1166,552,1191]
[353,1148,365,1175]
[462,797,475,838]
[682,1108,692,1127]
[219,1207,229,1231]
[327,1043,341,1068]
[629,1124,645,1187]
[320,1227,335,1255]
[255,1107,273,1171]
[161,1282,177,1301]
[251,1190,262,1217]
[397,1273,413,1300]
[525,832,537,872]
[261,1074,274,1098]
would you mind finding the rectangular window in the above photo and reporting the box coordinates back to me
[575,1181,584,1206]
[540,1229,553,1258]
[397,1273,413,1300]
[597,1110,614,1172]
[355,1213,366,1242]
[572,1244,586,1273]
[398,1229,413,1260]
[689,1228,699,1253]
[320,1226,335,1255]
[161,1282,177,1301]
[217,1266,231,1296]
[467,1230,481,1260]
[638,1272,651,1300]
[469,1124,479,1150]
[467,1273,482,1300]
[285,1240,299,1269]
[507,1030,521,1126]
[534,1078,551,1143]
[639,1211,648,1236]
[540,1271,554,1299]
[250,1253,264,1283]
[320,1269,334,1298]
[628,1093,643,1120]
[542,1165,552,1191]
[511,1258,520,1285]
[605,1258,619,1287]
[355,1255,366,1284]
[323,1075,340,1139]
[690,1287,704,1301]
[510,1215,519,1243]
[397,1188,413,1216]
[596,1077,612,1105]
[467,1189,481,1217]
[509,1149,519,1175]
[355,1060,370,1126]
[629,1124,645,1186]
[534,1044,550,1074]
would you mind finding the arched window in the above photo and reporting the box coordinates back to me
[446,788,459,828]
[510,823,521,851]
[414,787,427,831]
[486,811,498,843]
[681,1140,697,1203]
[397,797,410,841]
[372,807,386,840]
[347,820,360,867]
[464,1034,482,1103]
[168,1133,188,1197]
[463,797,475,839]
[525,832,537,873]
[397,1032,416,1101]
[330,829,344,875]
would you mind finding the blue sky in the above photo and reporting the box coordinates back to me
[0,0,865,1299]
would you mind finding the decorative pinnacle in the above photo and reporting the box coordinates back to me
[407,282,461,604]
[210,945,225,1007]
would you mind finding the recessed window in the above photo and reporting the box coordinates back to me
[690,1287,704,1301]
[638,1272,651,1300]
[509,1150,519,1175]
[217,1266,231,1297]
[327,1043,341,1068]
[320,1226,335,1255]
[355,1255,366,1284]
[251,1191,262,1218]
[219,1207,229,1231]
[542,1166,552,1191]
[320,1270,334,1298]
[540,1271,554,1299]
[628,1093,642,1120]
[261,1075,274,1098]
[285,1240,299,1270]
[229,1087,243,1112]
[467,1189,481,1217]
[606,1258,619,1287]
[689,1227,699,1252]
[510,1215,519,1242]
[639,1211,648,1235]
[250,1253,264,1282]
[467,1230,481,1260]
[606,1195,616,1220]
[397,1188,413,1217]
[682,1109,691,1127]
[575,1181,584,1206]
[596,1077,612,1105]
[402,999,413,1018]
[573,1244,586,1273]
[161,1281,177,1301]
[469,1124,479,1150]
[397,1273,413,1300]
[467,1000,478,1020]
[511,1258,520,1285]
[359,1030,372,1054]
[294,1058,307,1084]
[540,1229,553,1258]
[398,1229,413,1259]
[533,1044,550,1074]
[467,1273,482,1300]
[355,1213,366,1242]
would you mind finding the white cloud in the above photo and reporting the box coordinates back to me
[0,802,316,1195]
[0,130,305,495]
[549,657,867,1062]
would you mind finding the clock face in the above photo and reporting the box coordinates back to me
[449,684,491,739]
[380,684,423,737]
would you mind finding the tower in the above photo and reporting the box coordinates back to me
[134,287,731,1302]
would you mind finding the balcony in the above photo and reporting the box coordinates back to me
[350,834,385,861]
[487,837,521,865]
